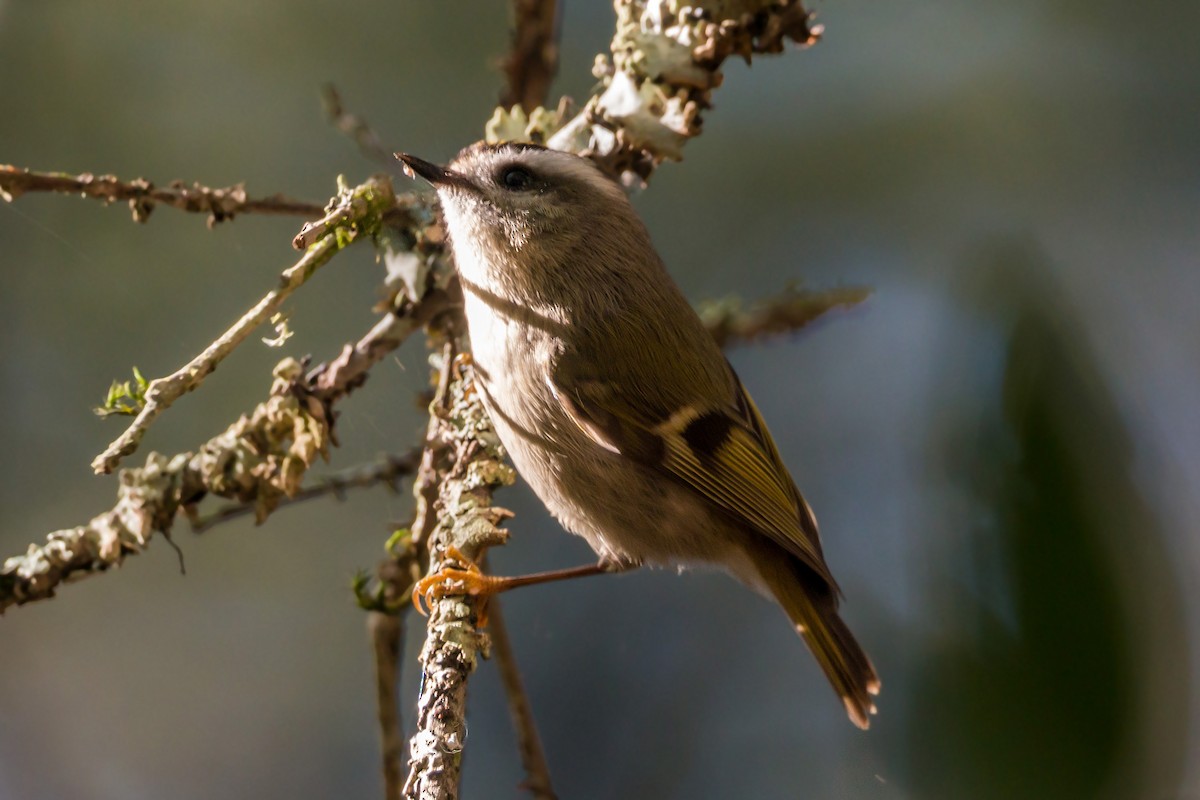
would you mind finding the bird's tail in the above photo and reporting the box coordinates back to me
[748,546,881,729]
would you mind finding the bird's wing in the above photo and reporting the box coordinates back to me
[548,361,835,588]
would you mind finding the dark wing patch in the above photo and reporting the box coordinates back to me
[660,415,835,587]
[681,412,734,456]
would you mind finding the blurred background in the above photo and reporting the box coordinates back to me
[1,1,1197,798]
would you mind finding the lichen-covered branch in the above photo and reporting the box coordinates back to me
[403,335,516,800]
[494,0,821,183]
[91,175,398,475]
[2,359,331,612]
[2,284,443,612]
[702,285,871,348]
[188,449,421,533]
[0,164,324,226]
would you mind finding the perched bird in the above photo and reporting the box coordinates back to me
[397,142,880,728]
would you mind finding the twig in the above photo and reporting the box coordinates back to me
[701,285,871,348]
[188,450,421,533]
[2,285,442,612]
[370,610,406,800]
[487,593,557,800]
[322,85,404,175]
[0,165,324,226]
[92,175,397,475]
[309,290,456,409]
[2,359,327,612]
[500,0,561,113]
[358,521,427,800]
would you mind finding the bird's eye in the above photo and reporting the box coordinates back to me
[500,166,534,191]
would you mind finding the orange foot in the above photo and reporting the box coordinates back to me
[411,546,504,625]
[452,352,477,399]
[411,549,630,626]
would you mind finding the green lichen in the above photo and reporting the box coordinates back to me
[485,103,574,146]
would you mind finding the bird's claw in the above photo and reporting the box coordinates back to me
[452,352,477,399]
[411,545,499,625]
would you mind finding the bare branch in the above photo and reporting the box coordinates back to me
[92,175,398,475]
[310,287,458,407]
[358,527,427,800]
[500,0,561,113]
[487,593,557,800]
[0,165,324,226]
[370,611,406,800]
[322,85,405,175]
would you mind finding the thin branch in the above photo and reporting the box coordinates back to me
[311,289,456,407]
[370,610,406,800]
[92,175,397,475]
[188,450,421,533]
[403,334,465,800]
[487,593,557,800]
[322,85,405,175]
[500,0,561,113]
[0,165,324,226]
[291,181,387,250]
[2,289,442,611]
[2,358,327,612]
[357,521,427,800]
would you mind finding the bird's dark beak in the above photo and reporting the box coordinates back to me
[395,153,474,192]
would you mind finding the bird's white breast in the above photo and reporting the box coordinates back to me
[461,285,561,436]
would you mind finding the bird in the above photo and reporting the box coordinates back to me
[397,141,880,728]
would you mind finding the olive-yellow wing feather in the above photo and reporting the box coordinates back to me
[549,366,836,588]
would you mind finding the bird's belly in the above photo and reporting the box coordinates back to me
[463,292,738,568]
[477,376,736,568]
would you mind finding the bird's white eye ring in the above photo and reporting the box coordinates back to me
[500,166,534,191]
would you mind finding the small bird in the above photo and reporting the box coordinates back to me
[397,142,880,728]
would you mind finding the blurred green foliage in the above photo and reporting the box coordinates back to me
[910,249,1188,798]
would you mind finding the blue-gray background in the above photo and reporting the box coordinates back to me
[1,2,1196,798]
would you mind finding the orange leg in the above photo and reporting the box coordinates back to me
[411,546,633,626]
